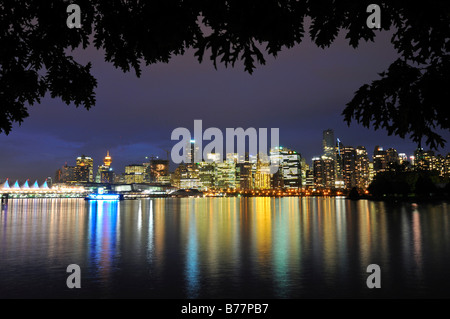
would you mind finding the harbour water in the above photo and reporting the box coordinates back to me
[1,197,450,298]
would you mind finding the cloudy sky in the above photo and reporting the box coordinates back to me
[1,26,450,183]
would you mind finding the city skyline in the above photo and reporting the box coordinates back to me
[1,30,450,182]
[2,130,450,183]
[2,131,449,190]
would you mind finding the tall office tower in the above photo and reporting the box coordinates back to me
[171,164,188,188]
[253,153,271,190]
[236,162,253,190]
[198,162,216,190]
[185,140,200,166]
[386,148,399,168]
[97,166,114,184]
[55,168,62,183]
[444,154,450,178]
[301,159,308,187]
[58,163,76,183]
[305,169,315,188]
[146,159,170,183]
[270,147,302,189]
[369,162,374,183]
[342,146,357,189]
[313,157,324,188]
[125,164,146,184]
[428,151,437,172]
[426,151,437,171]
[75,155,94,183]
[334,138,344,187]
[433,154,445,176]
[373,146,387,174]
[96,151,114,183]
[104,151,112,167]
[313,156,335,189]
[322,156,335,189]
[414,148,437,171]
[398,153,408,165]
[323,129,336,159]
[215,161,236,189]
[282,149,302,189]
[355,146,370,189]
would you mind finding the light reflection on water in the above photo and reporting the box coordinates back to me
[1,197,450,298]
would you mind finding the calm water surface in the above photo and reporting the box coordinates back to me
[1,197,450,298]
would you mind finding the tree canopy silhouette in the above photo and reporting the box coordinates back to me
[1,1,449,148]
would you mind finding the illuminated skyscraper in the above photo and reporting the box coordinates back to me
[342,146,356,189]
[398,153,408,164]
[60,163,76,183]
[125,164,145,184]
[444,154,450,177]
[386,148,399,167]
[236,162,253,190]
[185,140,200,165]
[145,158,170,183]
[254,153,271,190]
[313,156,335,189]
[335,138,344,187]
[198,162,215,190]
[269,147,302,189]
[323,129,336,160]
[373,146,387,174]
[104,151,112,167]
[215,161,236,189]
[313,157,324,188]
[75,155,94,183]
[96,151,114,184]
[355,146,370,189]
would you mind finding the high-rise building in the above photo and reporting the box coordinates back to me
[313,156,335,189]
[96,151,114,184]
[414,148,438,171]
[398,153,408,165]
[146,158,170,183]
[215,161,236,189]
[369,162,374,183]
[342,146,356,189]
[373,146,387,174]
[198,162,215,190]
[305,169,314,188]
[323,129,336,160]
[125,164,145,184]
[282,150,302,189]
[236,162,253,190]
[254,153,271,190]
[55,168,62,184]
[75,155,94,183]
[335,138,344,185]
[313,157,324,188]
[57,163,76,183]
[270,147,302,189]
[185,140,200,166]
[444,154,450,178]
[104,151,112,167]
[386,148,399,167]
[355,146,370,189]
[97,166,114,184]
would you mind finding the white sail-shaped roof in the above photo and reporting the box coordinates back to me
[1,179,10,189]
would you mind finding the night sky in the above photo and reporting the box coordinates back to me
[1,28,450,183]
